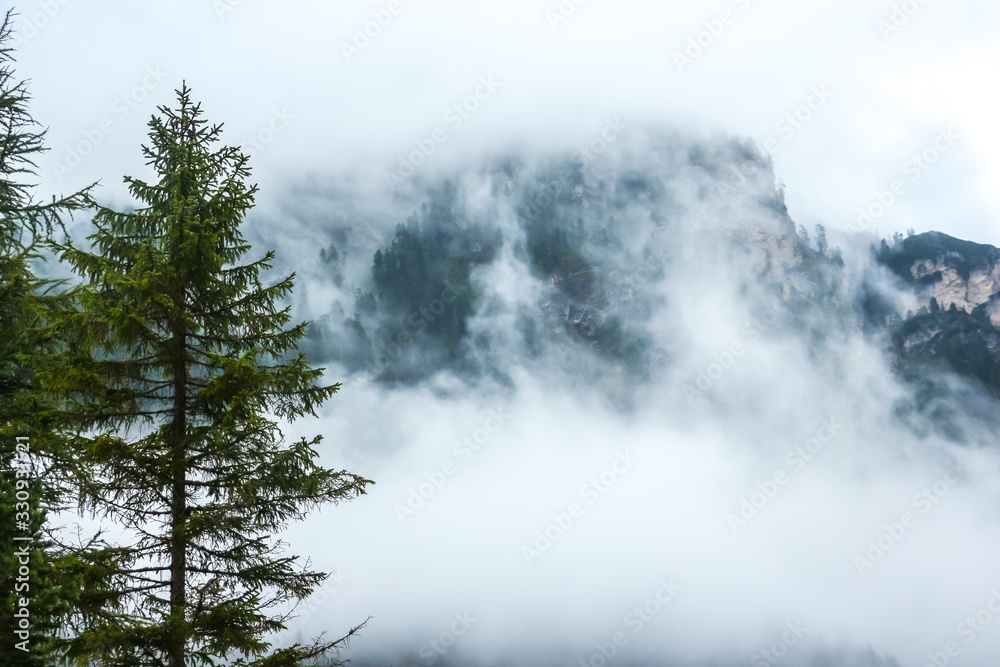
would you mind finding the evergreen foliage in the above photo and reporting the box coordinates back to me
[48,86,372,667]
[0,12,94,665]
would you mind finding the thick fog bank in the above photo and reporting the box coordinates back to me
[251,130,1000,666]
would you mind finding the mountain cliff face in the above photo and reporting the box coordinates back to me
[878,231,1000,324]
[278,132,1000,415]
[870,232,1000,397]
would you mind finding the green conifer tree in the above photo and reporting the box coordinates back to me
[50,85,372,667]
[0,10,96,665]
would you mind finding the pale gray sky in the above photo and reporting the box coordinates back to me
[16,0,1000,245]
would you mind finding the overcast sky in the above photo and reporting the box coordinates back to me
[15,0,1000,246]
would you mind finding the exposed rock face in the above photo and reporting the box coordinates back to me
[987,296,1000,325]
[910,257,1000,325]
[879,232,1000,326]
[743,225,817,300]
[874,232,1000,395]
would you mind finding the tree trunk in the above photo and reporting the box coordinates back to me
[167,330,188,667]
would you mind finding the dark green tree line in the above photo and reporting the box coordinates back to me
[0,10,99,665]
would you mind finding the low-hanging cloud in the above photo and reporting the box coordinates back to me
[246,130,1000,666]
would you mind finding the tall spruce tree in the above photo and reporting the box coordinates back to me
[50,85,372,667]
[0,10,96,665]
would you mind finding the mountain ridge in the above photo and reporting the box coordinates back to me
[258,134,1000,413]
